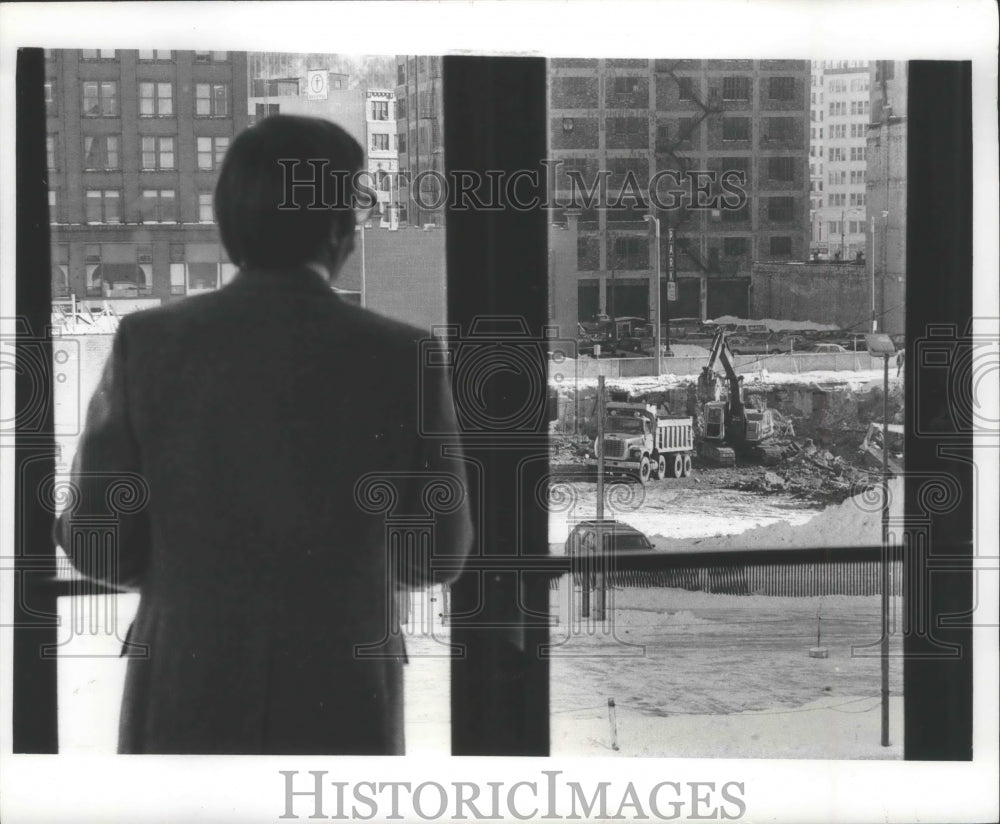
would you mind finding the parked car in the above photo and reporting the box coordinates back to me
[771,333,815,353]
[565,519,654,555]
[809,343,849,353]
[726,334,777,355]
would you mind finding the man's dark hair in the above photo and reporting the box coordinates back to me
[215,114,364,269]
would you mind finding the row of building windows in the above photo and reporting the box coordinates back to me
[557,75,801,104]
[826,192,868,207]
[825,146,867,162]
[580,234,797,269]
[51,242,237,298]
[48,189,219,224]
[47,134,230,172]
[47,80,231,118]
[72,50,229,62]
[827,99,871,117]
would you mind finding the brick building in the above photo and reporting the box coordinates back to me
[46,49,250,309]
[394,55,444,227]
[809,60,871,260]
[547,59,811,327]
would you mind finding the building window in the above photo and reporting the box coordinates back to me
[84,135,120,170]
[138,50,173,61]
[676,77,694,100]
[850,192,867,207]
[850,146,867,162]
[139,189,176,223]
[828,147,845,162]
[195,83,229,117]
[80,49,116,60]
[371,100,390,121]
[721,203,749,223]
[254,103,280,121]
[197,136,230,170]
[251,78,299,97]
[194,50,228,62]
[139,82,173,117]
[768,76,795,100]
[767,156,795,181]
[82,81,118,117]
[46,135,56,171]
[397,132,407,153]
[766,196,795,222]
[722,76,750,101]
[397,63,406,85]
[51,244,69,297]
[48,189,58,224]
[850,100,871,116]
[141,136,175,170]
[188,262,219,292]
[86,244,152,297]
[44,79,56,110]
[828,193,846,207]
[850,170,866,185]
[169,243,186,295]
[198,193,214,223]
[85,189,121,224]
[371,133,390,151]
[828,220,844,236]
[769,236,793,256]
[611,236,648,270]
[722,117,750,141]
[765,117,794,142]
[723,237,748,256]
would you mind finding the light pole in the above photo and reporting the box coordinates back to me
[644,214,661,376]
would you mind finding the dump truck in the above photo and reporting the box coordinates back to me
[589,401,695,483]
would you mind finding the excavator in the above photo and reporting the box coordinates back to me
[696,328,784,466]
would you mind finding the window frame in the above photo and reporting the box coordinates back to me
[81,80,119,117]
[10,51,977,766]
[195,82,230,118]
[138,81,174,118]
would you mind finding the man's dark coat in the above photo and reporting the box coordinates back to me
[56,267,473,754]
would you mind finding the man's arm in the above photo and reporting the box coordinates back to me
[399,339,474,589]
[54,320,151,590]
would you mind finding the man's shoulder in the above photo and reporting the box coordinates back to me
[335,301,438,350]
[116,291,227,338]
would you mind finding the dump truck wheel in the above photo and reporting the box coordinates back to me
[657,454,668,480]
[682,453,693,477]
[672,453,684,478]
[639,455,651,484]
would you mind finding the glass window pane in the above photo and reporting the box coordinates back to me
[546,56,906,758]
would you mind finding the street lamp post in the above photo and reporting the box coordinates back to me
[644,214,661,376]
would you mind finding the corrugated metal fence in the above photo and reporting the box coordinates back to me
[553,560,903,596]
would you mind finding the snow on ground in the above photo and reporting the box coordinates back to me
[559,368,897,395]
[647,477,903,551]
[709,315,841,333]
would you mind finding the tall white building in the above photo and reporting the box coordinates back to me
[809,60,870,261]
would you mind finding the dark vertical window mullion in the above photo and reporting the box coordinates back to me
[444,56,550,756]
[13,47,58,753]
[903,60,973,760]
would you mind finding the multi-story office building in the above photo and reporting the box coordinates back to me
[547,58,811,329]
[365,89,400,224]
[809,60,870,260]
[46,49,249,309]
[394,55,444,227]
[866,60,907,335]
